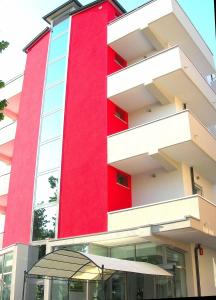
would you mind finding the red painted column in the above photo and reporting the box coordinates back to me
[58,3,120,238]
[3,32,50,247]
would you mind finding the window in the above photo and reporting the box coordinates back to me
[117,173,129,187]
[194,183,203,196]
[115,53,126,67]
[114,106,127,122]
[0,252,13,300]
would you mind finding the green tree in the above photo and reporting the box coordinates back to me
[0,40,9,121]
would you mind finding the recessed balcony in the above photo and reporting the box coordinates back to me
[108,0,215,76]
[108,110,216,182]
[0,172,10,214]
[107,46,216,127]
[0,121,17,163]
[108,195,216,249]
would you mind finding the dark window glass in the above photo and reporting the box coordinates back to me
[115,106,127,122]
[117,173,129,187]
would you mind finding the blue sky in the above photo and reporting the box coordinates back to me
[0,0,215,81]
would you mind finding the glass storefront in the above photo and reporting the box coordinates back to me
[0,252,13,300]
[50,242,187,299]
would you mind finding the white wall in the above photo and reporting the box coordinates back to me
[193,170,216,203]
[129,103,176,128]
[199,246,216,296]
[132,167,185,206]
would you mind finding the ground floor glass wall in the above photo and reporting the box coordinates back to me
[48,242,187,299]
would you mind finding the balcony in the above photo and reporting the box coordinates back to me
[108,0,215,76]
[108,195,216,248]
[108,46,216,127]
[0,173,10,213]
[0,121,17,162]
[108,110,216,182]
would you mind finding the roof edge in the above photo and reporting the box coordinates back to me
[43,0,82,24]
[23,27,50,53]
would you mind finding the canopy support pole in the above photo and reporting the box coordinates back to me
[102,264,106,300]
[22,271,27,300]
[67,279,70,300]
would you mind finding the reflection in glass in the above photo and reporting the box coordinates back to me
[37,139,62,173]
[2,286,10,300]
[136,243,163,265]
[3,253,13,273]
[43,82,65,114]
[90,244,108,257]
[32,206,56,241]
[3,274,11,286]
[35,171,59,206]
[40,111,63,142]
[111,245,135,261]
[46,58,66,87]
[52,18,69,39]
[48,33,68,62]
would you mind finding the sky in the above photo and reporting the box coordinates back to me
[0,0,215,82]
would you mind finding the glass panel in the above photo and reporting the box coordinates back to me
[37,139,62,173]
[35,171,59,206]
[136,243,163,265]
[32,206,56,241]
[156,276,174,299]
[52,280,68,300]
[46,57,66,87]
[111,245,135,261]
[3,253,13,273]
[52,18,69,39]
[90,244,108,257]
[166,248,185,267]
[43,82,65,114]
[61,244,88,253]
[3,274,11,285]
[40,111,63,143]
[0,256,2,274]
[48,33,68,62]
[2,286,10,300]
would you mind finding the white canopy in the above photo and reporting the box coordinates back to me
[28,249,172,280]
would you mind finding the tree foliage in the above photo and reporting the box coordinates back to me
[0,40,9,121]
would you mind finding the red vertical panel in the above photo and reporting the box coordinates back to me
[107,100,128,135]
[3,33,50,247]
[108,166,131,212]
[58,3,119,238]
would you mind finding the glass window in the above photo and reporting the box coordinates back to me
[52,18,70,39]
[37,139,62,173]
[0,256,2,274]
[90,244,108,257]
[3,274,11,286]
[40,110,63,143]
[32,206,57,241]
[3,253,13,273]
[46,57,67,87]
[111,245,135,261]
[61,244,88,253]
[136,243,163,265]
[116,173,129,187]
[2,286,10,300]
[48,33,68,62]
[43,82,65,114]
[35,171,60,206]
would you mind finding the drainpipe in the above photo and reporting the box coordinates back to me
[194,244,202,297]
[190,167,196,194]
